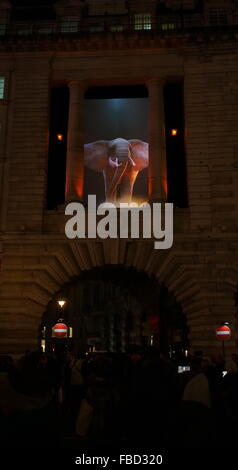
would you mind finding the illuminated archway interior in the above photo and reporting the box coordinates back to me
[41,266,189,358]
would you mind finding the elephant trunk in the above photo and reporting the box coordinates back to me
[107,141,133,200]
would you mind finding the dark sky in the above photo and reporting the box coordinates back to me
[10,0,57,20]
[10,0,205,11]
[11,1,55,5]
[9,0,205,21]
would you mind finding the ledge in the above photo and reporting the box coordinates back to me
[0,26,238,52]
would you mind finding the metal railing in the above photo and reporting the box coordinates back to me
[0,14,237,40]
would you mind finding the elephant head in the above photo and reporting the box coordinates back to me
[84,137,148,202]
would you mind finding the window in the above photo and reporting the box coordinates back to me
[89,1,127,16]
[110,25,124,32]
[0,78,5,100]
[0,22,6,36]
[89,1,107,16]
[161,23,176,30]
[38,26,53,35]
[169,0,196,9]
[17,25,32,35]
[209,9,228,26]
[134,14,152,31]
[60,16,79,33]
[108,1,128,15]
[89,24,104,32]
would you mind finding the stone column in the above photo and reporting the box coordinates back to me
[147,78,167,201]
[65,81,85,202]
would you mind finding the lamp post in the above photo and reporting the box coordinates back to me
[52,298,69,342]
[56,297,73,341]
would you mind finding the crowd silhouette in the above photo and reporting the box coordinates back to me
[0,346,238,449]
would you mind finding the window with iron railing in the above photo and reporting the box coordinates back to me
[161,23,176,30]
[88,23,104,32]
[37,25,54,35]
[0,78,5,100]
[60,16,79,33]
[0,22,6,36]
[89,0,128,16]
[209,8,228,26]
[134,14,152,31]
[169,0,196,9]
[16,25,32,35]
[110,25,124,32]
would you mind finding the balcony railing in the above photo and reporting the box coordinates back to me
[0,14,237,40]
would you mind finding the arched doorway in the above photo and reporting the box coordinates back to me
[40,266,189,360]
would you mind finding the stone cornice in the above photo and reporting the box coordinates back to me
[0,27,238,53]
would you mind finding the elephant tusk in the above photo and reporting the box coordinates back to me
[116,158,123,167]
[128,155,136,167]
[128,145,136,166]
[109,157,122,168]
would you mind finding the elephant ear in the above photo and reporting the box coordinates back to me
[84,140,109,172]
[128,139,149,170]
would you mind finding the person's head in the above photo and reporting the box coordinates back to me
[78,350,86,360]
[194,350,204,359]
[201,356,212,371]
[0,355,15,373]
[190,356,202,375]
[39,354,48,366]
[215,354,225,368]
[18,350,42,373]
[232,353,238,363]
[67,350,75,361]
[128,345,143,364]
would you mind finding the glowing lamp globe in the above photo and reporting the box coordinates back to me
[57,299,66,308]
[53,322,68,338]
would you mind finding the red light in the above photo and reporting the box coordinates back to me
[57,134,63,141]
[171,129,178,136]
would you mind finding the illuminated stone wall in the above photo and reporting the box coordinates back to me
[0,31,237,356]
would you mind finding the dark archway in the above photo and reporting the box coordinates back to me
[40,266,189,359]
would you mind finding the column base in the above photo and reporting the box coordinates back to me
[63,198,85,206]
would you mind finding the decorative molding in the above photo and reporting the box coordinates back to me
[1,28,238,53]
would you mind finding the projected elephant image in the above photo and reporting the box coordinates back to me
[84,138,148,202]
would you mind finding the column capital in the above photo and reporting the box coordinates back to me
[68,80,88,93]
[146,77,166,89]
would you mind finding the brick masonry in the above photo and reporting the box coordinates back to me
[0,38,237,356]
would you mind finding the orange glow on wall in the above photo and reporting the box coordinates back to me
[57,133,63,141]
[162,168,168,199]
[163,180,168,199]
[65,173,84,201]
[171,129,178,136]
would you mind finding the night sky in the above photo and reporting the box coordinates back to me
[11,0,56,5]
[10,0,57,20]
[9,0,205,19]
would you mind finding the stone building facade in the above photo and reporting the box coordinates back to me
[0,0,238,356]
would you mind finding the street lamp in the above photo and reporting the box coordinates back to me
[57,298,67,309]
[56,298,73,338]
